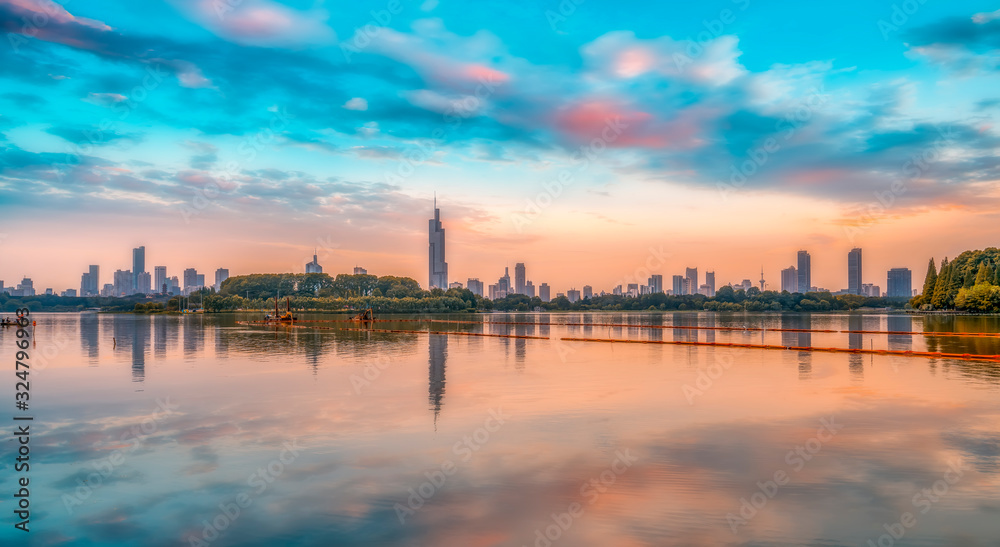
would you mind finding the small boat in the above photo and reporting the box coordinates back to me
[264,297,296,323]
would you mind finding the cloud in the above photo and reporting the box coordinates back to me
[171,0,336,48]
[342,97,368,111]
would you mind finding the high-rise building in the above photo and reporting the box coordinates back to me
[797,250,812,293]
[781,266,797,293]
[353,266,367,275]
[539,283,551,302]
[168,276,180,295]
[672,275,684,296]
[848,248,863,295]
[136,271,151,294]
[196,274,205,290]
[183,268,199,294]
[648,274,663,294]
[498,267,511,295]
[862,283,880,298]
[887,268,912,298]
[428,198,448,289]
[567,289,581,302]
[514,263,526,295]
[706,271,716,297]
[101,283,114,297]
[583,285,593,299]
[627,283,639,297]
[305,252,323,273]
[467,278,484,297]
[132,246,146,289]
[154,266,167,294]
[61,289,77,297]
[685,268,698,296]
[449,281,463,289]
[113,270,133,296]
[215,268,230,291]
[526,281,536,298]
[81,265,100,296]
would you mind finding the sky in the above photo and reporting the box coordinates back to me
[0,0,999,294]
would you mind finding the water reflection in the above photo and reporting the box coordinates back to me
[429,333,447,425]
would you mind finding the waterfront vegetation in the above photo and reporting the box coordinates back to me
[911,248,1000,312]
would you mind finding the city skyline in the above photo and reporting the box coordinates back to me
[2,0,999,297]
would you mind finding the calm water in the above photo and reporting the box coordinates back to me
[3,312,1000,546]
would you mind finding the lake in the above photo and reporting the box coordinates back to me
[2,312,999,546]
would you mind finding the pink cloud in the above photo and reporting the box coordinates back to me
[179,0,335,47]
[553,100,707,149]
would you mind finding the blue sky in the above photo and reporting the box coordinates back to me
[1,0,999,292]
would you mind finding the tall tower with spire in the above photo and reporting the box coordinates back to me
[759,266,766,290]
[428,196,448,289]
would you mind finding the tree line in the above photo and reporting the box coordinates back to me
[911,248,1000,312]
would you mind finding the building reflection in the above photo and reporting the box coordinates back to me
[429,333,447,426]
[80,313,99,364]
[132,316,149,383]
[887,315,913,351]
[781,314,812,379]
[848,314,864,379]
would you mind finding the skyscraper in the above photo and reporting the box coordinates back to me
[672,275,684,295]
[526,281,536,298]
[648,274,663,293]
[685,267,698,296]
[428,198,448,289]
[81,265,100,296]
[797,251,811,293]
[887,268,912,298]
[848,248,863,295]
[133,246,146,289]
[183,268,199,294]
[215,268,230,291]
[706,271,716,296]
[136,272,151,294]
[781,266,797,293]
[583,285,593,299]
[114,269,133,296]
[514,263,526,295]
[154,266,167,294]
[305,252,323,273]
[467,278,484,297]
[539,283,551,302]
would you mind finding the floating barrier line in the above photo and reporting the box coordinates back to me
[238,321,547,340]
[559,336,1000,362]
[245,318,1000,338]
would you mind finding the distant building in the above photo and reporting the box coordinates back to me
[215,268,230,292]
[113,269,133,297]
[353,266,367,275]
[61,289,77,297]
[739,279,753,292]
[467,278,484,297]
[627,283,639,298]
[45,288,53,296]
[648,274,663,294]
[699,283,712,296]
[136,271,152,294]
[848,248,863,295]
[685,268,698,296]
[797,251,812,293]
[539,283,551,302]
[428,198,448,289]
[887,268,912,298]
[781,266,797,293]
[705,271,716,297]
[672,275,684,296]
[583,285,593,299]
[862,283,881,298]
[567,289,581,303]
[133,246,146,290]
[101,283,114,297]
[526,281,536,298]
[183,268,201,295]
[613,285,623,296]
[449,281,463,290]
[168,276,180,295]
[305,252,323,274]
[515,263,526,295]
[154,266,167,294]
[81,265,99,296]
[497,267,511,295]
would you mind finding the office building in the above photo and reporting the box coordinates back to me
[498,267,511,295]
[526,281,536,298]
[739,279,753,292]
[567,289,581,303]
[467,278,484,297]
[449,281,463,290]
[168,276,180,295]
[215,268,230,291]
[515,263,526,295]
[45,288,53,296]
[648,274,663,294]
[685,268,698,296]
[672,275,684,296]
[627,283,639,297]
[699,284,712,296]
[428,197,448,289]
[113,269,133,297]
[848,248,863,295]
[781,266,797,293]
[887,268,912,298]
[80,265,100,296]
[101,283,114,297]
[353,266,367,275]
[583,285,593,299]
[132,246,146,289]
[183,268,199,294]
[862,283,880,298]
[0,280,5,295]
[797,250,811,293]
[705,271,716,297]
[305,252,323,274]
[154,266,167,294]
[539,283,551,302]
[61,289,77,297]
[136,271,152,294]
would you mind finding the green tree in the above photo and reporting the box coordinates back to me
[915,257,937,307]
[930,258,950,309]
[975,262,992,285]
